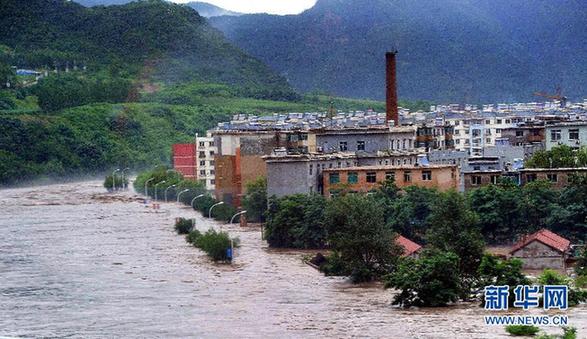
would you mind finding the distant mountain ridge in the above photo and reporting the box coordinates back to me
[0,0,295,99]
[211,0,587,103]
[186,2,242,18]
[75,0,242,18]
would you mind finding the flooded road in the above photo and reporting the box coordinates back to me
[1,181,585,338]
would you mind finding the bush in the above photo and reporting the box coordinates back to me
[186,229,202,244]
[536,326,577,339]
[194,229,239,262]
[384,251,461,307]
[576,275,587,288]
[319,251,351,277]
[505,325,540,336]
[242,177,267,222]
[174,218,193,235]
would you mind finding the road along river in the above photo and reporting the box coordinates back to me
[0,181,585,338]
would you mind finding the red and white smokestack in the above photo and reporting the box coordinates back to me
[386,51,399,127]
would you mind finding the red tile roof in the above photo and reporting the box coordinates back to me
[396,235,423,256]
[510,229,571,254]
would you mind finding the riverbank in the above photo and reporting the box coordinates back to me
[0,181,585,338]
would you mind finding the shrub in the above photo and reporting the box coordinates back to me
[576,275,587,288]
[536,326,577,339]
[174,218,193,235]
[186,229,202,244]
[194,229,239,262]
[319,251,351,277]
[505,325,540,336]
[384,251,461,307]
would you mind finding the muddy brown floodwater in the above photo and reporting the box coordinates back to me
[0,181,585,338]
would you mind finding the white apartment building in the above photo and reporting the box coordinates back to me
[448,116,530,155]
[196,132,217,191]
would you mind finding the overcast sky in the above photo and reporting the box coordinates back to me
[174,0,317,15]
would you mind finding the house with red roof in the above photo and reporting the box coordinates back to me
[395,235,423,258]
[509,229,571,272]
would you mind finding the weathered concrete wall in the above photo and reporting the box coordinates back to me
[511,240,565,271]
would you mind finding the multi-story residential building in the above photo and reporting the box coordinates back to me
[518,167,587,188]
[322,164,459,197]
[196,133,217,191]
[545,122,587,150]
[448,115,524,155]
[415,122,454,151]
[314,126,417,153]
[265,151,421,198]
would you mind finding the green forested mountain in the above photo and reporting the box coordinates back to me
[211,0,587,103]
[0,0,295,100]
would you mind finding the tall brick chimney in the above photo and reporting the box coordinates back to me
[386,51,399,126]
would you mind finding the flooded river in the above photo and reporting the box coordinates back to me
[1,181,585,338]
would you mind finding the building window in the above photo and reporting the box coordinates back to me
[200,160,205,166]
[547,174,558,182]
[209,141,215,147]
[455,139,460,145]
[403,171,412,182]
[569,129,580,140]
[526,174,537,182]
[472,176,482,185]
[199,151,205,157]
[210,179,215,185]
[385,171,395,181]
[200,170,206,175]
[309,164,313,175]
[329,172,340,184]
[366,172,377,183]
[516,130,524,137]
[210,170,215,175]
[210,161,215,166]
[422,170,432,181]
[357,141,365,151]
[497,119,502,124]
[209,150,215,156]
[199,141,205,147]
[348,172,358,184]
[339,141,348,151]
[550,130,561,141]
[491,175,499,185]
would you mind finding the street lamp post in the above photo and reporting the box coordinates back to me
[177,189,190,204]
[154,181,166,201]
[164,184,177,203]
[229,210,247,224]
[121,168,130,190]
[145,178,155,197]
[112,168,120,191]
[190,194,205,209]
[209,201,224,219]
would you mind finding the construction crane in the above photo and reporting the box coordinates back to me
[533,86,568,108]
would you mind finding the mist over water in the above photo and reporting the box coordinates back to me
[0,181,585,338]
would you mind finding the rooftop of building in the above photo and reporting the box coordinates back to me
[263,150,422,163]
[545,121,587,128]
[510,229,571,254]
[395,235,423,257]
[321,163,457,172]
[519,167,587,172]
